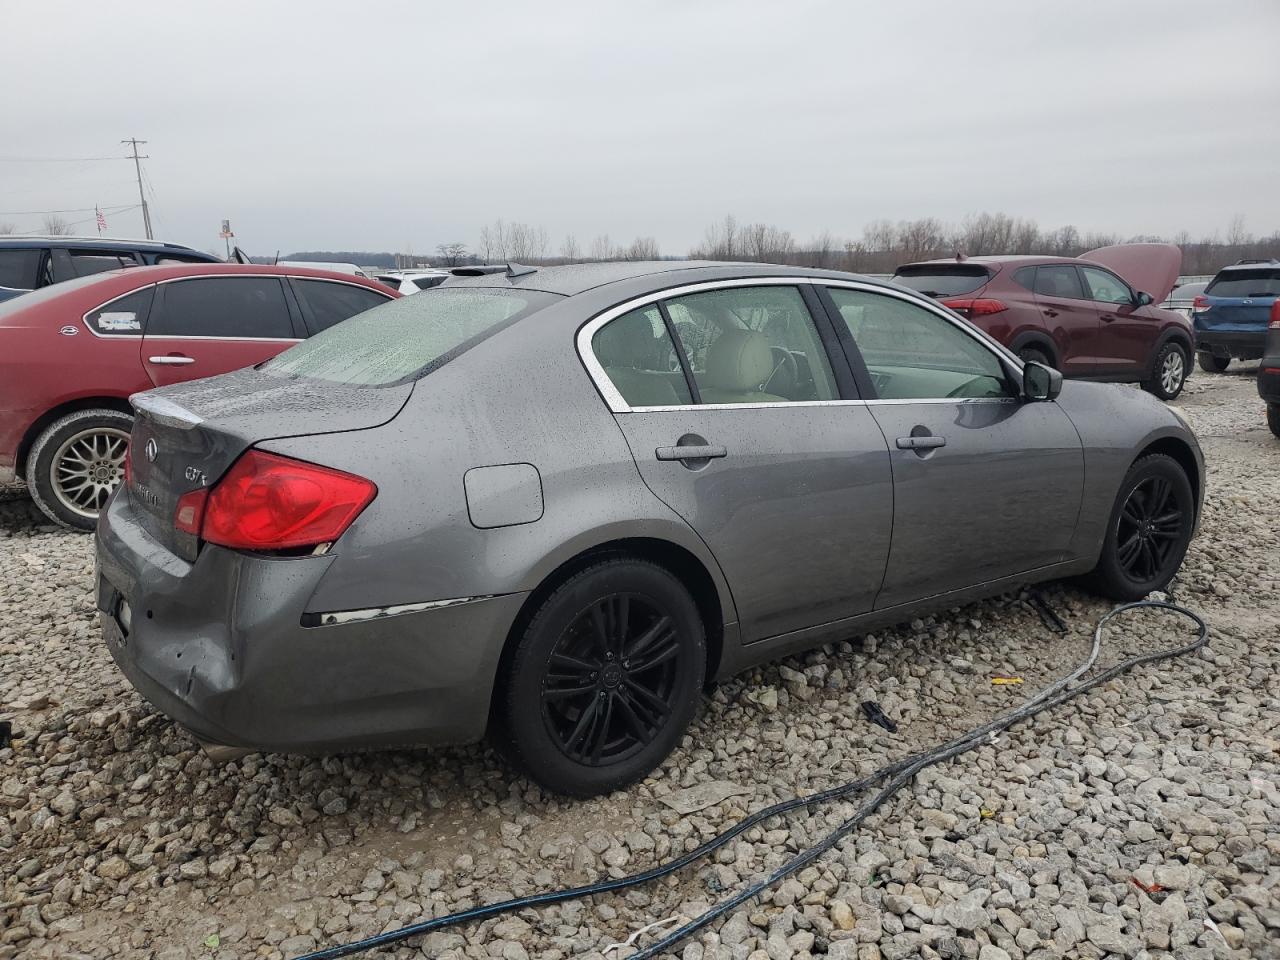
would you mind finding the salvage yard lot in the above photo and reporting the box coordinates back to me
[1,370,1277,960]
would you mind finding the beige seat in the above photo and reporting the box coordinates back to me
[698,329,787,404]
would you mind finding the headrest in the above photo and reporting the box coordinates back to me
[595,313,661,368]
[703,329,774,392]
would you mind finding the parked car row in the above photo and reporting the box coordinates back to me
[91,260,1203,796]
[0,264,396,526]
[0,235,220,303]
[891,243,1192,400]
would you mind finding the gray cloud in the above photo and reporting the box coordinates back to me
[4,0,1277,256]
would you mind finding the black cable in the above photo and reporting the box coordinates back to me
[292,600,1207,960]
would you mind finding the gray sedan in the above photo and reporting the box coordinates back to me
[96,261,1204,797]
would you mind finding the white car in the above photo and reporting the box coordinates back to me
[373,270,449,295]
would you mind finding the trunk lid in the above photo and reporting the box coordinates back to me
[126,367,410,560]
[1196,266,1280,332]
[1079,243,1181,304]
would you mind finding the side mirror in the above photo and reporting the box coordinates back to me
[1134,290,1153,307]
[1022,361,1062,402]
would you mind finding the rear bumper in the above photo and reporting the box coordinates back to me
[1194,329,1266,359]
[96,491,526,754]
[1259,365,1280,404]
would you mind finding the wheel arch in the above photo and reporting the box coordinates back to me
[1008,330,1060,367]
[17,396,135,479]
[1146,326,1194,375]
[493,535,732,716]
[1135,435,1201,516]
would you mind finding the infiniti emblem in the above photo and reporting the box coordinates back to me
[144,438,158,463]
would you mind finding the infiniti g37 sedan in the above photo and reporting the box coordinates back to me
[97,261,1203,797]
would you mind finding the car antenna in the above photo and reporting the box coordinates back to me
[506,261,537,278]
[955,251,967,262]
[273,250,280,265]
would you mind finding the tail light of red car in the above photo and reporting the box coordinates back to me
[1270,300,1280,329]
[1192,295,1210,313]
[940,297,1008,318]
[174,450,376,551]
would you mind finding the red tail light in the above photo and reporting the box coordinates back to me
[1270,300,1280,329]
[196,450,376,551]
[1192,295,1210,313]
[173,487,208,536]
[941,297,1008,317]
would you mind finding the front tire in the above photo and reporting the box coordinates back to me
[1143,341,1188,401]
[497,559,706,798]
[1268,403,1280,439]
[1084,454,1195,601]
[26,408,133,530]
[1197,351,1230,373]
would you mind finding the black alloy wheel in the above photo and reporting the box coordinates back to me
[498,559,706,797]
[1085,453,1195,600]
[541,594,680,766]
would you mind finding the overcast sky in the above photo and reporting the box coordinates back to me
[4,0,1278,257]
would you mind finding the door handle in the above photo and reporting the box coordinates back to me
[149,355,195,365]
[1043,308,1059,318]
[1100,313,1116,323]
[896,435,946,450]
[656,444,727,461]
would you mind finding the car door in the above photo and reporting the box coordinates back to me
[141,276,302,387]
[819,283,1084,610]
[1030,264,1099,376]
[582,281,893,644]
[1080,265,1149,374]
[290,277,395,334]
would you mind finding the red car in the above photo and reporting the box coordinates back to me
[0,264,397,528]
[893,244,1193,401]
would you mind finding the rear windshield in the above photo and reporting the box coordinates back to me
[1206,268,1280,298]
[892,265,991,297]
[263,287,559,386]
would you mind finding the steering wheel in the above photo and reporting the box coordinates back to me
[763,347,798,397]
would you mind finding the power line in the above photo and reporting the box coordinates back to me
[0,203,138,216]
[0,155,128,163]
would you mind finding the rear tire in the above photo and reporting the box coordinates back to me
[496,559,706,798]
[1268,403,1280,439]
[1018,345,1054,369]
[26,409,133,531]
[1197,351,1230,373]
[1083,453,1195,601]
[1143,341,1188,401]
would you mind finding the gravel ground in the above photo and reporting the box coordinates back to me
[2,368,1277,960]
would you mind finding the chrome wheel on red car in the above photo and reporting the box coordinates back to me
[26,408,135,531]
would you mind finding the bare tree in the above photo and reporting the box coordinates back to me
[559,234,580,262]
[1225,213,1249,248]
[807,230,835,269]
[435,242,468,267]
[42,214,73,236]
[625,236,660,260]
[588,234,617,261]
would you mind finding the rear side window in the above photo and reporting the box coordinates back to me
[1034,265,1086,300]
[592,306,693,407]
[892,265,990,297]
[0,249,44,289]
[265,288,557,385]
[85,287,154,336]
[1206,268,1280,297]
[294,279,392,332]
[70,250,139,277]
[151,277,294,338]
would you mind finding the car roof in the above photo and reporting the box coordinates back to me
[898,255,1073,269]
[1214,259,1280,272]
[0,235,209,253]
[439,260,895,297]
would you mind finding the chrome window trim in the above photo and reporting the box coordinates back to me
[576,276,1024,414]
[142,335,303,343]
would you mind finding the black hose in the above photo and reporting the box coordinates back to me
[293,600,1207,960]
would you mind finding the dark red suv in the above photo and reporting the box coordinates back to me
[893,244,1193,401]
[0,264,397,528]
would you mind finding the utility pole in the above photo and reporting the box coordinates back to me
[121,138,153,239]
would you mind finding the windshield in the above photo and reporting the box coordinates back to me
[265,287,559,385]
[1206,268,1280,298]
[892,264,991,296]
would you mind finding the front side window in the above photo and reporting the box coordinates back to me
[294,279,392,332]
[592,306,692,407]
[1080,266,1132,304]
[69,250,139,277]
[828,288,1013,400]
[664,286,837,404]
[85,287,154,336]
[266,287,556,386]
[1034,265,1086,300]
[0,249,43,289]
[151,277,294,338]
